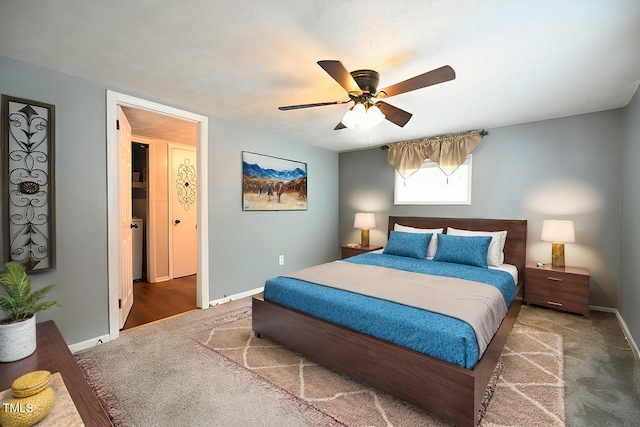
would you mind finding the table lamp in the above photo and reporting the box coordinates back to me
[541,220,575,268]
[354,213,375,247]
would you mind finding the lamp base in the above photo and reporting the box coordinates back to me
[551,242,565,268]
[360,229,370,248]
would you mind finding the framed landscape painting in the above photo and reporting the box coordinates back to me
[242,151,307,211]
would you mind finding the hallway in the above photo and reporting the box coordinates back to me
[122,275,197,330]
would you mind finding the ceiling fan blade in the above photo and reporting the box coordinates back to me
[377,65,455,98]
[317,60,362,96]
[376,101,413,127]
[334,122,347,130]
[279,100,350,111]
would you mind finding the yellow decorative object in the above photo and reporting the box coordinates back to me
[11,371,51,398]
[0,387,55,427]
[0,371,55,427]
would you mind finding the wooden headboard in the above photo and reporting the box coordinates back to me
[388,216,528,287]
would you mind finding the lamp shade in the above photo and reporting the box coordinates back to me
[541,220,575,243]
[354,213,376,229]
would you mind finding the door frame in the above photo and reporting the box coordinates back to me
[106,90,209,341]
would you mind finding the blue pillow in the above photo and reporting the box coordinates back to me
[382,231,432,259]
[433,234,492,268]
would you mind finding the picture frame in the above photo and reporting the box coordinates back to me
[242,151,307,211]
[1,95,56,272]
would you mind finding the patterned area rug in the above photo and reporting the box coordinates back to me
[193,315,565,427]
[481,327,566,426]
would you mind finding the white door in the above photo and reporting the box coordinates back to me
[169,145,198,278]
[118,106,134,328]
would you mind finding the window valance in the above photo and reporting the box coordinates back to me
[387,130,484,179]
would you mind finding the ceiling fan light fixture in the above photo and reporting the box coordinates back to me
[342,103,365,129]
[365,104,385,129]
[342,102,385,130]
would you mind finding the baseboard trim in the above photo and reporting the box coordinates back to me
[209,287,264,307]
[590,305,639,359]
[68,288,264,353]
[69,333,111,354]
[589,304,616,313]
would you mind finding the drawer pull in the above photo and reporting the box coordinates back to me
[546,277,563,281]
[547,301,563,307]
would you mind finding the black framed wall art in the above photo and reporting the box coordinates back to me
[1,95,56,272]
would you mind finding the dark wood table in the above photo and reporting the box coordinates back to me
[0,320,112,426]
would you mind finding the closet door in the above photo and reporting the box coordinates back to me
[169,144,197,279]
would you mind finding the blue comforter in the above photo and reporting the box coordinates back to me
[263,253,516,369]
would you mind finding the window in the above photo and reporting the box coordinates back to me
[394,155,472,205]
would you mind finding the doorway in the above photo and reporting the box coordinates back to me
[122,139,199,331]
[130,137,198,283]
[106,91,209,341]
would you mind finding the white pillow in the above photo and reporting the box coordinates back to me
[394,224,443,258]
[446,227,507,267]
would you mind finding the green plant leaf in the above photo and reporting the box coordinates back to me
[0,262,57,322]
[0,262,31,299]
[24,284,56,307]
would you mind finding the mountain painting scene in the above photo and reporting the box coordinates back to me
[242,152,307,211]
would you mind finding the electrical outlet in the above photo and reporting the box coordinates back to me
[279,255,285,265]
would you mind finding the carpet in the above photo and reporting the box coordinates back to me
[75,301,565,426]
[76,305,339,427]
[193,312,566,427]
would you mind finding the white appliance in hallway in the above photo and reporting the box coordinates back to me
[132,217,144,280]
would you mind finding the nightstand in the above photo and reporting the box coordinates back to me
[341,245,383,259]
[524,262,590,317]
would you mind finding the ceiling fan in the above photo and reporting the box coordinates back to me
[278,60,456,130]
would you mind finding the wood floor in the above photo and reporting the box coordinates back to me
[122,275,197,330]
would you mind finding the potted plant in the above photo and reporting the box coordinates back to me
[0,262,58,362]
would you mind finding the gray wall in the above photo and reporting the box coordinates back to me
[0,55,339,344]
[208,121,339,299]
[0,56,109,345]
[620,87,640,345]
[340,110,623,310]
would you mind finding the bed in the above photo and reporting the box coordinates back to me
[252,216,527,427]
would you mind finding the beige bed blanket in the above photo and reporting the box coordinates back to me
[285,260,507,357]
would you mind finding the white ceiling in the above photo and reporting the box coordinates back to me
[122,107,197,145]
[1,1,639,152]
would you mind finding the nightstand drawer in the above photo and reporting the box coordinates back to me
[526,267,589,287]
[525,281,587,312]
[525,263,590,317]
